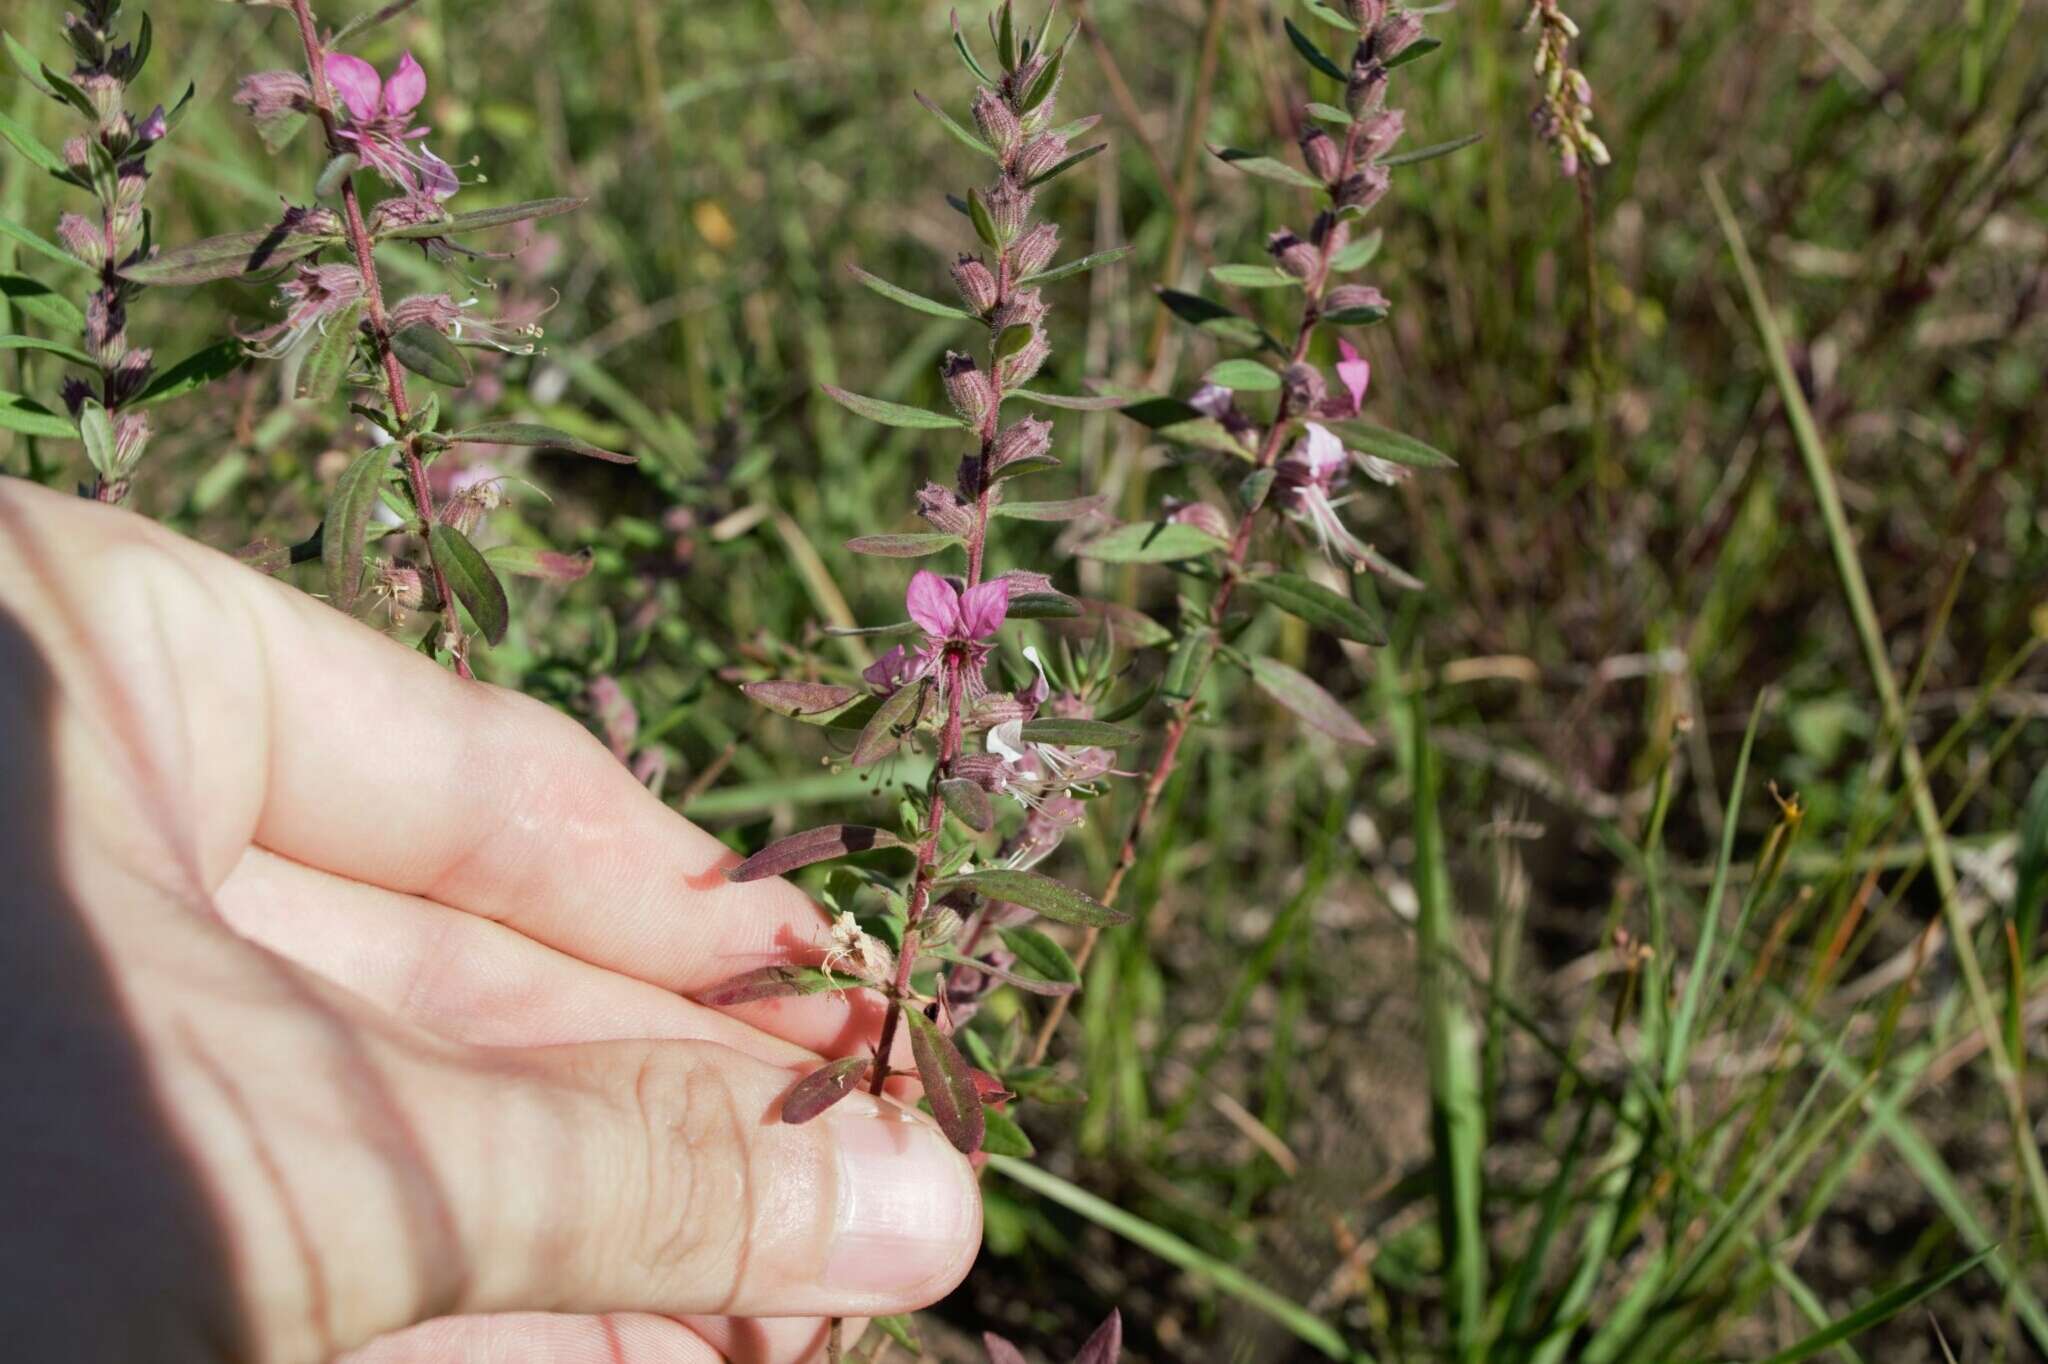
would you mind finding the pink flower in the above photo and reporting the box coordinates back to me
[863,571,1010,704]
[325,51,457,197]
[1336,338,1371,415]
[1276,421,1373,569]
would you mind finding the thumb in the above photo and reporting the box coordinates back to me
[421,1034,983,1327]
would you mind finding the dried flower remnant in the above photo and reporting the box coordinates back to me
[1525,0,1607,176]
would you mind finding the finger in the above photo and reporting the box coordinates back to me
[215,847,896,1068]
[342,1313,723,1364]
[0,483,871,1052]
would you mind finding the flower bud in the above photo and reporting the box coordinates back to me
[1268,229,1320,280]
[1359,109,1405,163]
[1011,221,1059,277]
[57,213,106,269]
[79,72,124,128]
[1165,499,1233,542]
[922,906,964,949]
[107,348,153,406]
[991,287,1047,332]
[110,409,151,476]
[85,294,127,368]
[1346,59,1388,116]
[1322,284,1389,318]
[997,329,1050,388]
[63,136,92,171]
[1012,132,1067,182]
[1281,362,1328,413]
[1341,0,1387,26]
[1369,12,1425,61]
[390,293,464,335]
[917,481,975,536]
[954,752,1009,793]
[951,254,999,315]
[990,415,1053,472]
[1299,126,1342,184]
[985,179,1035,242]
[971,87,1022,154]
[1334,164,1390,213]
[1582,132,1611,167]
[942,351,995,426]
[60,376,94,417]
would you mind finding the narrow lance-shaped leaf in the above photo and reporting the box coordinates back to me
[390,323,472,388]
[298,296,365,402]
[848,262,973,320]
[1072,1312,1124,1364]
[1017,717,1141,748]
[1024,141,1105,189]
[1162,627,1217,702]
[741,679,863,720]
[846,532,963,558]
[927,946,1076,997]
[427,522,510,645]
[938,777,994,832]
[1210,145,1325,191]
[135,339,248,406]
[1078,520,1229,563]
[697,964,862,1006]
[119,226,335,285]
[1210,263,1298,290]
[1020,243,1131,286]
[725,825,907,883]
[851,678,928,767]
[904,1007,984,1154]
[780,1056,872,1124]
[912,90,995,158]
[939,868,1131,927]
[0,392,75,439]
[483,544,594,582]
[323,443,394,612]
[1326,417,1457,469]
[996,924,1080,986]
[2,274,84,331]
[444,421,632,463]
[1283,17,1347,81]
[377,196,584,240]
[820,384,967,430]
[979,1104,1034,1156]
[1237,572,1388,646]
[1205,358,1281,390]
[1381,131,1484,168]
[1248,655,1373,746]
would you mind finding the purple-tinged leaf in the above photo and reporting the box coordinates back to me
[780,1056,871,1123]
[852,679,929,767]
[391,323,472,387]
[741,679,863,720]
[483,544,594,583]
[1071,1310,1123,1364]
[377,196,583,240]
[905,1007,984,1154]
[118,225,337,285]
[937,777,994,832]
[983,1335,1029,1364]
[697,964,860,1007]
[927,946,1077,996]
[323,443,395,612]
[427,523,508,645]
[1248,656,1373,746]
[939,868,1131,928]
[846,532,963,558]
[726,825,907,883]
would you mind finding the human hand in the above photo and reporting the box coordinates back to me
[0,478,980,1363]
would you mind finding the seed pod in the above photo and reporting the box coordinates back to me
[1012,132,1067,182]
[1369,12,1424,61]
[990,415,1053,471]
[1268,229,1320,280]
[971,86,1022,154]
[917,481,976,535]
[984,179,1034,243]
[1346,59,1388,116]
[991,288,1047,332]
[1358,109,1405,164]
[1334,164,1391,213]
[942,352,995,426]
[1281,363,1328,413]
[951,254,999,314]
[1299,126,1342,184]
[1323,284,1389,317]
[997,329,1050,388]
[1011,221,1060,277]
[57,213,106,269]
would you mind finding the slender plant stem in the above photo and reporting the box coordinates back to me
[285,0,466,674]
[1029,109,1376,1065]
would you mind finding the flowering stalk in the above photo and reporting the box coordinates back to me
[1033,0,1456,1061]
[1525,0,1607,179]
[10,0,175,502]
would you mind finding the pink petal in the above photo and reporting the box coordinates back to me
[905,570,961,638]
[383,51,428,117]
[1336,339,1371,415]
[325,52,382,122]
[413,146,459,200]
[1301,421,1347,476]
[958,578,1011,639]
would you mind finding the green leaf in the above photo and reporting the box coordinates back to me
[444,421,631,463]
[324,444,395,612]
[0,108,71,179]
[1328,228,1384,272]
[950,10,996,84]
[1005,591,1083,620]
[904,1007,984,1154]
[1210,145,1326,191]
[1297,0,1353,30]
[1078,520,1229,563]
[1006,388,1125,411]
[1205,358,1280,390]
[979,1104,1035,1156]
[997,924,1081,986]
[483,544,594,582]
[1210,262,1299,290]
[0,391,74,438]
[76,400,116,476]
[938,776,994,832]
[1754,1248,1996,1364]
[1020,244,1131,286]
[1156,288,1278,351]
[1163,627,1217,702]
[845,532,962,558]
[376,196,583,240]
[297,297,365,402]
[938,868,1131,927]
[851,678,928,767]
[1,273,83,332]
[1024,141,1104,189]
[428,522,510,645]
[1238,572,1388,645]
[913,90,996,158]
[0,214,88,274]
[967,185,1001,247]
[1322,299,1388,326]
[1306,101,1353,126]
[995,322,1035,359]
[1017,717,1141,748]
[820,384,967,430]
[390,323,472,387]
[993,494,1109,521]
[1326,418,1457,469]
[1381,131,1484,168]
[1283,17,1347,82]
[1019,31,1070,109]
[135,340,248,406]
[119,227,335,286]
[0,334,91,365]
[314,152,360,198]
[1384,36,1441,70]
[848,263,974,320]
[1248,656,1372,745]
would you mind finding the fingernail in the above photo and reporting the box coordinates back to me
[823,1106,980,1300]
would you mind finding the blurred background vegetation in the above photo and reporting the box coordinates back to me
[4,0,2046,1359]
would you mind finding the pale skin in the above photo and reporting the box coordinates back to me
[0,478,981,1363]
